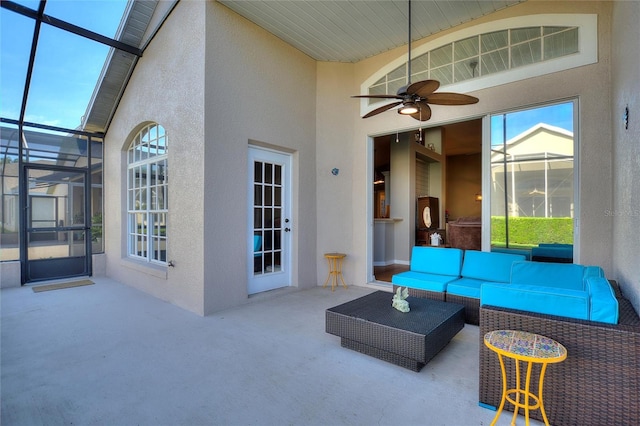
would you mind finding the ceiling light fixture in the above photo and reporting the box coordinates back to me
[399,101,418,115]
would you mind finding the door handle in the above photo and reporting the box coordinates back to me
[284,228,291,232]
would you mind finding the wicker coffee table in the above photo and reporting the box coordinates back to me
[326,291,465,371]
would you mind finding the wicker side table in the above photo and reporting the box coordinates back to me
[484,330,567,426]
[323,252,347,291]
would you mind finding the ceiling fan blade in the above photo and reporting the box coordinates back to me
[362,101,402,118]
[410,103,432,121]
[425,92,479,105]
[406,80,440,98]
[351,94,402,100]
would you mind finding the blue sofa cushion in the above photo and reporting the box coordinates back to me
[532,244,573,260]
[410,246,463,277]
[511,261,586,291]
[461,250,526,283]
[584,265,605,278]
[481,282,589,321]
[491,247,531,260]
[392,271,458,293]
[446,277,486,299]
[586,277,619,324]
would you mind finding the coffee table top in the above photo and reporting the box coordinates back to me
[327,290,464,335]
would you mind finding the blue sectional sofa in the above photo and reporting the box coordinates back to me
[392,246,619,325]
[390,247,639,425]
[391,246,463,301]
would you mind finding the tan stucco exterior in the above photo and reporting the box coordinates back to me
[98,0,639,317]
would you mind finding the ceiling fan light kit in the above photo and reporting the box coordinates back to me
[352,0,478,121]
[399,102,418,115]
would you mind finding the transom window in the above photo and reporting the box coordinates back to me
[368,25,579,103]
[127,124,168,264]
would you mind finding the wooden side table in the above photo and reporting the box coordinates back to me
[484,330,567,426]
[323,253,347,291]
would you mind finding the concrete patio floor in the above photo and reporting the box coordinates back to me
[1,277,544,426]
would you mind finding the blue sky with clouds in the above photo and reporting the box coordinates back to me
[0,0,127,129]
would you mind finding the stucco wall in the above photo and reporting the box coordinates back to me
[202,2,318,313]
[316,1,616,287]
[611,1,640,313]
[104,1,206,314]
[315,62,357,285]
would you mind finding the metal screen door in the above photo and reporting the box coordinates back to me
[25,166,89,281]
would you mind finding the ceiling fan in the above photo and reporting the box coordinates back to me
[352,0,479,121]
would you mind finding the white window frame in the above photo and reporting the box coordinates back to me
[126,123,168,265]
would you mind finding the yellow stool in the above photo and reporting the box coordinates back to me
[323,253,347,291]
[484,330,567,426]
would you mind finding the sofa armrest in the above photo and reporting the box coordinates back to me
[586,277,619,324]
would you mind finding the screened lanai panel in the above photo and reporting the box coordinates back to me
[1,0,131,131]
[43,0,127,38]
[27,24,111,130]
[22,130,91,167]
[0,125,20,261]
[0,10,33,123]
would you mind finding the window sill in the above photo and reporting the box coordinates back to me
[120,257,168,279]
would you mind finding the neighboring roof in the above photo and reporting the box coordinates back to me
[506,123,574,145]
[491,123,574,161]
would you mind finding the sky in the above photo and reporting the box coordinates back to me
[490,102,574,145]
[0,0,128,130]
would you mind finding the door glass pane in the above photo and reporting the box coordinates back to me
[27,168,86,260]
[253,158,283,276]
[490,102,574,250]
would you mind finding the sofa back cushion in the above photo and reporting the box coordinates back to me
[511,261,585,290]
[481,282,589,320]
[410,246,463,277]
[461,250,526,283]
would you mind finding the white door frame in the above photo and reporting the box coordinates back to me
[247,146,292,294]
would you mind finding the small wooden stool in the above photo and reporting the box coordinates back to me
[484,330,567,426]
[323,252,347,291]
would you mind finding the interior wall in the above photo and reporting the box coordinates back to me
[315,61,356,286]
[446,154,482,220]
[390,133,413,261]
[611,1,640,312]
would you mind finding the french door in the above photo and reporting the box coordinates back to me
[24,166,90,281]
[247,147,292,294]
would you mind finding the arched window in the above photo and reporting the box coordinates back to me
[127,124,168,264]
[360,15,597,114]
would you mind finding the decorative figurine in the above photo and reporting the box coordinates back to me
[392,287,410,313]
[430,232,442,246]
